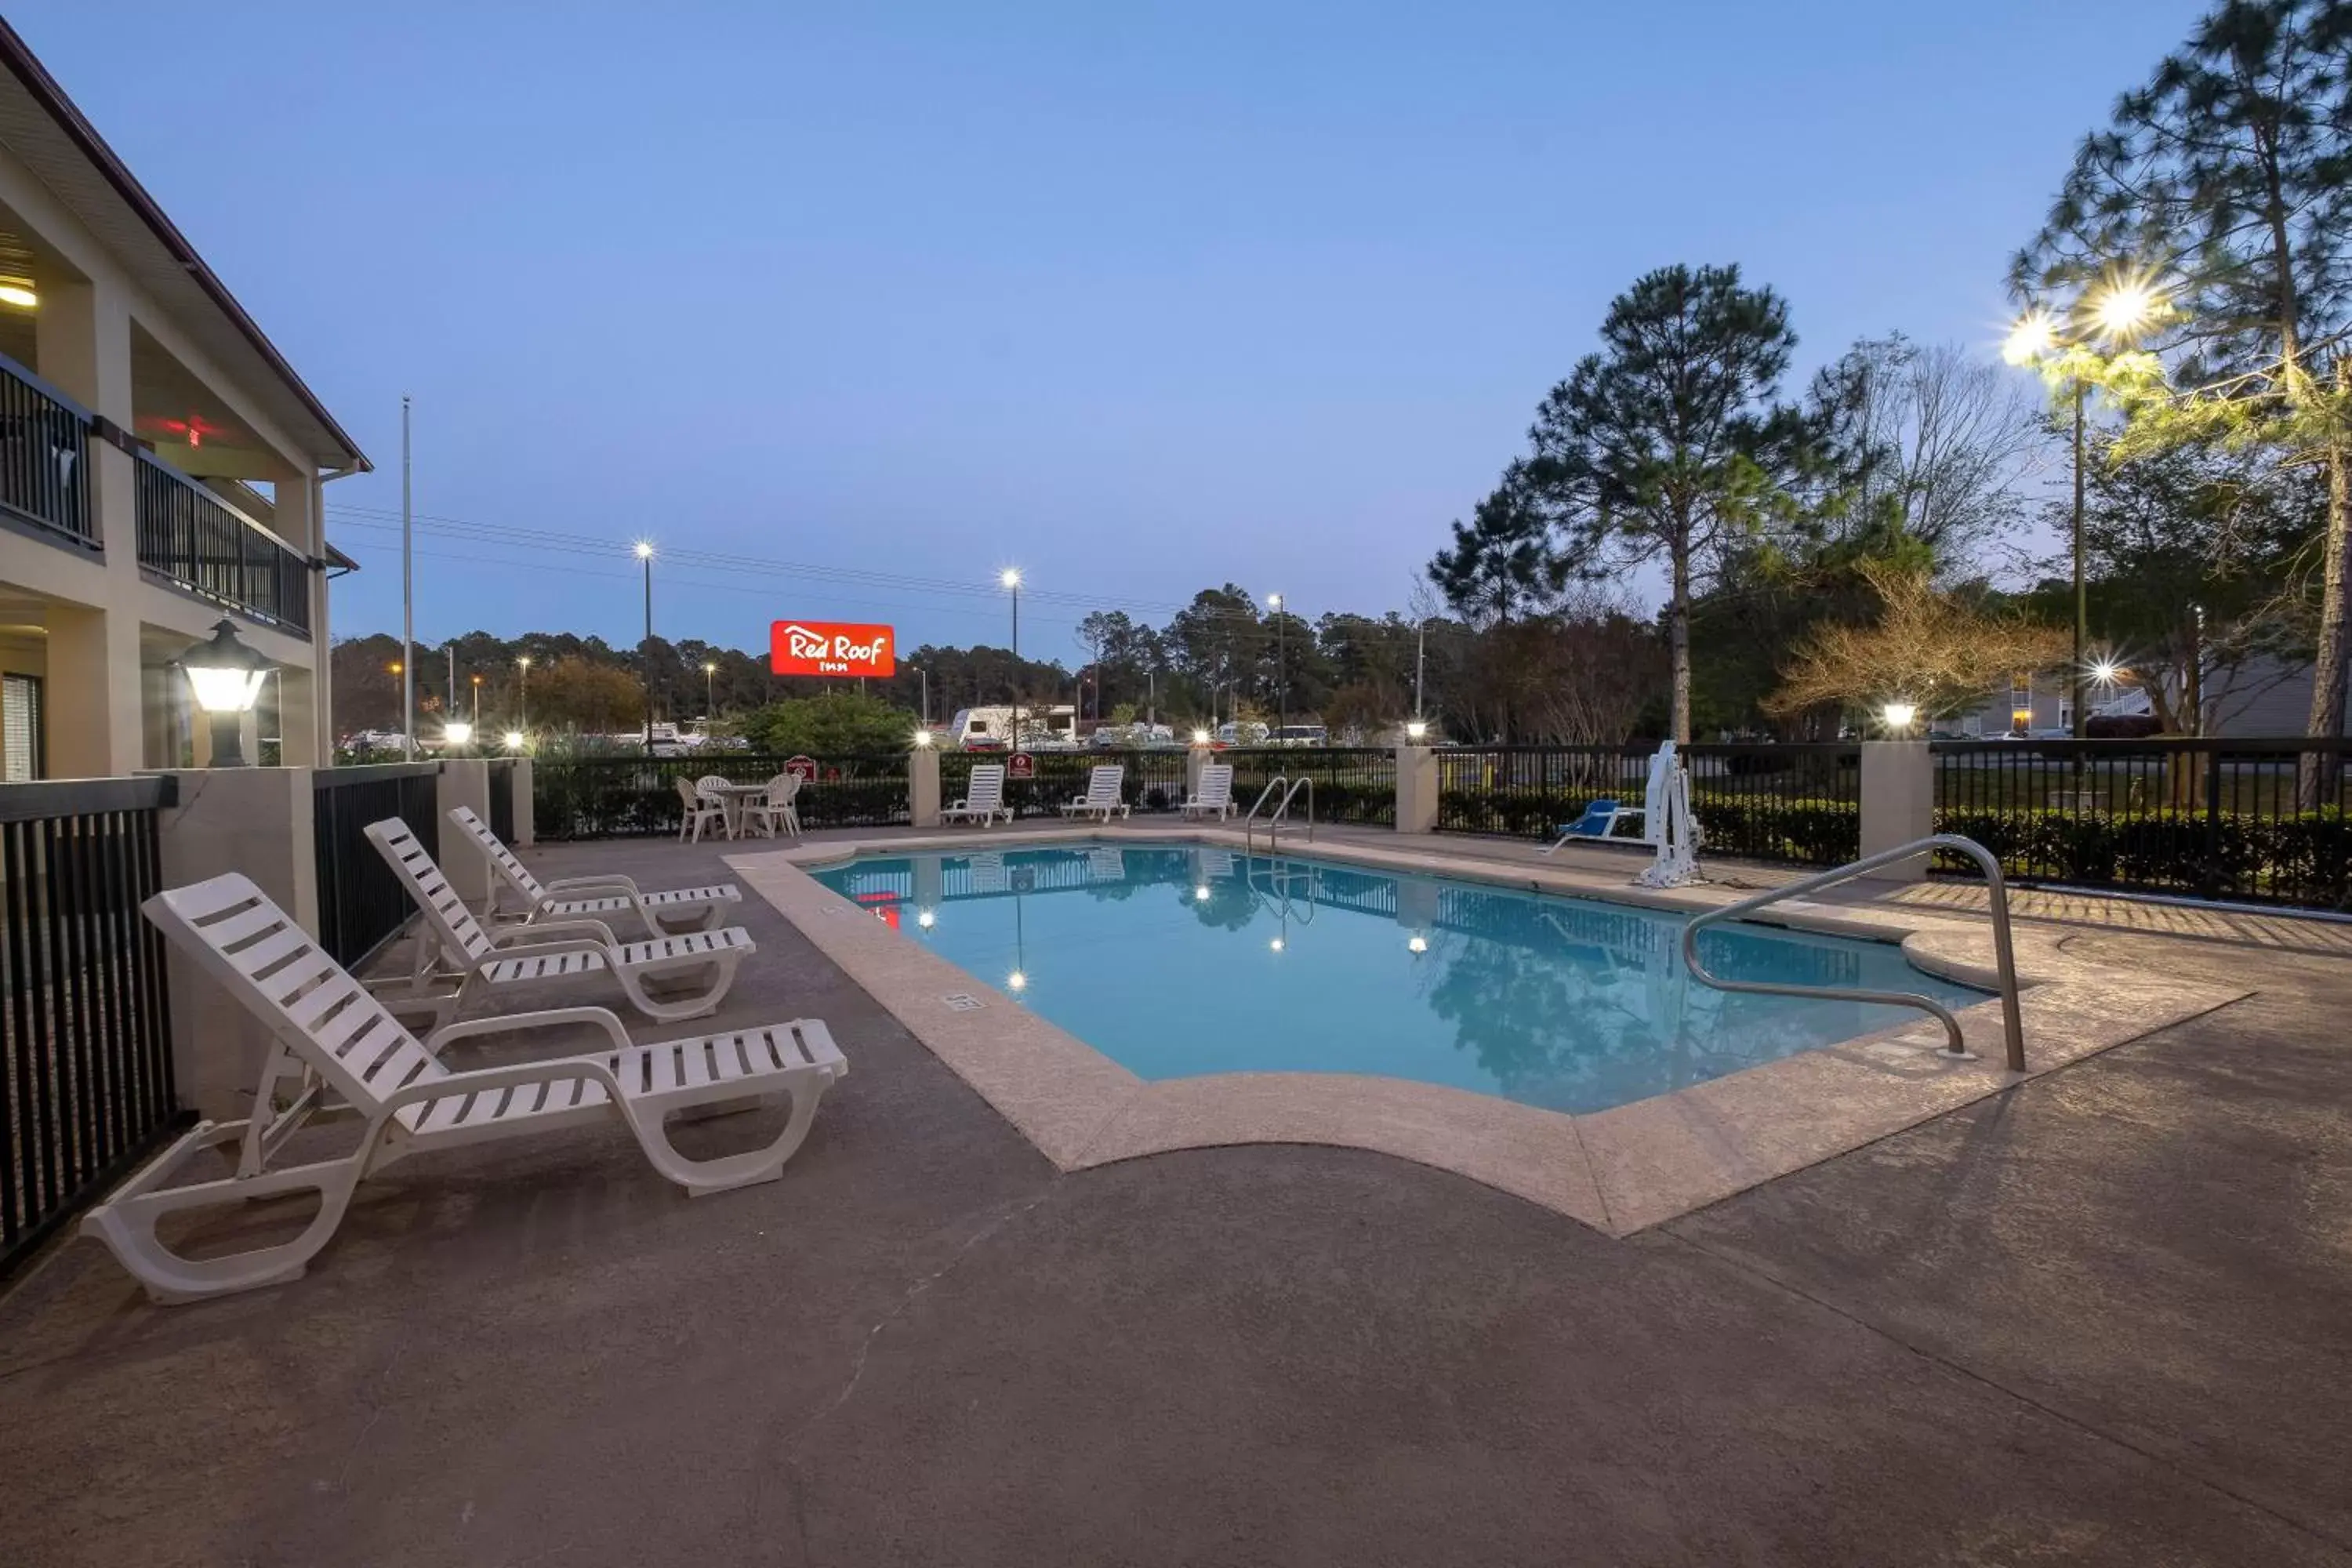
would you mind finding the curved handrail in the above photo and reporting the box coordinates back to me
[1680,833,2025,1072]
[1247,776,1314,853]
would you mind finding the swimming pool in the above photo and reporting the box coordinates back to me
[811,843,1987,1116]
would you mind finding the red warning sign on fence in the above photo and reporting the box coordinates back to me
[1007,752,1035,780]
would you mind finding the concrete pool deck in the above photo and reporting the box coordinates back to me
[738,823,2247,1232]
[2,830,2347,1566]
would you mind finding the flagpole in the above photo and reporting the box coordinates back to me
[401,395,416,759]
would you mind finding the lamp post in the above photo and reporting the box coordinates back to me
[470,672,482,732]
[1001,568,1022,747]
[634,541,655,753]
[703,660,717,720]
[517,655,531,728]
[1414,615,1428,736]
[178,618,274,768]
[2005,276,2164,740]
[1267,592,1287,741]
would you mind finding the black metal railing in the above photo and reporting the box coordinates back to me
[0,352,96,551]
[1432,742,1860,866]
[486,758,517,844]
[1220,747,1397,826]
[533,753,913,840]
[1933,737,2352,909]
[134,452,312,636]
[313,762,441,969]
[940,749,1193,818]
[1,776,180,1281]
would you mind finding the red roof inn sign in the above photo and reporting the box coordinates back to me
[770,621,895,678]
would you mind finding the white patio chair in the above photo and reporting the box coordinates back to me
[737,772,801,840]
[447,805,741,936]
[82,871,845,1304]
[1181,764,1236,820]
[366,818,752,1027]
[940,764,1012,826]
[1057,764,1131,822]
[676,776,727,843]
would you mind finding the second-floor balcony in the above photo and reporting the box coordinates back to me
[0,349,96,550]
[133,448,311,637]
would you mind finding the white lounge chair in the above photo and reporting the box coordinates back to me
[676,776,727,843]
[736,773,801,840]
[1181,764,1236,821]
[367,818,753,1026]
[1057,765,1131,822]
[447,805,741,936]
[941,764,1012,826]
[82,871,845,1304]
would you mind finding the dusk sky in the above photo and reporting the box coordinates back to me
[24,1,2206,665]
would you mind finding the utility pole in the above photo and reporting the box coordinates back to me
[401,396,415,759]
[2071,377,2088,739]
[1414,618,1426,724]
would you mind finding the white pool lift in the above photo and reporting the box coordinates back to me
[1544,742,1703,887]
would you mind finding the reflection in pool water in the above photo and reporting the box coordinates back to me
[811,844,1987,1116]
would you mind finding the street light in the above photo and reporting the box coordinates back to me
[1266,592,1287,741]
[177,617,274,768]
[703,660,717,720]
[634,541,655,752]
[2005,273,2169,739]
[1882,700,1918,734]
[444,720,474,751]
[517,655,531,728]
[470,672,483,732]
[1406,719,1429,743]
[1000,568,1022,749]
[503,729,526,752]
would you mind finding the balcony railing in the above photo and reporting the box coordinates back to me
[0,351,96,551]
[133,452,312,637]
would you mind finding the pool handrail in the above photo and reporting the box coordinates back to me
[1680,833,2025,1073]
[1243,775,1314,855]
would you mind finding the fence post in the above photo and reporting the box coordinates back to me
[1857,741,1933,881]
[1185,744,1208,803]
[1394,745,1439,834]
[437,759,493,906]
[511,757,535,846]
[909,746,942,827]
[154,765,318,1120]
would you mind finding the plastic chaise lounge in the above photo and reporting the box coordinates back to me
[1057,764,1131,822]
[941,764,1012,826]
[1542,798,1637,855]
[1180,764,1235,821]
[367,818,753,1027]
[447,804,741,936]
[81,871,845,1304]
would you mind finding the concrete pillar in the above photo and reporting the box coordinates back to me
[510,757,535,845]
[274,471,329,767]
[1858,741,1934,883]
[36,280,145,775]
[913,854,944,914]
[154,766,318,1118]
[909,745,942,827]
[437,758,493,906]
[1393,746,1439,834]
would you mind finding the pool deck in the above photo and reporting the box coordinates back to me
[2,828,2347,1565]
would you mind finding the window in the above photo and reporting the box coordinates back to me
[3,672,43,781]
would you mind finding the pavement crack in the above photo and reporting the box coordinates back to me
[782,1189,1053,1460]
[1665,1229,2352,1559]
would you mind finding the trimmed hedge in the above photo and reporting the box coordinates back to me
[1935,805,2352,908]
[1439,790,1860,867]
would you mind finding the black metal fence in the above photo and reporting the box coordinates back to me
[1,777,180,1281]
[0,352,96,552]
[1433,743,1860,866]
[1933,737,2352,908]
[1220,747,1397,826]
[486,758,517,844]
[313,762,441,969]
[533,753,912,840]
[133,451,312,637]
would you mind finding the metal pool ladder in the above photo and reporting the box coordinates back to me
[1680,833,2027,1073]
[1243,776,1315,854]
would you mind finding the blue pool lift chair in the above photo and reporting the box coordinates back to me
[1543,798,1641,855]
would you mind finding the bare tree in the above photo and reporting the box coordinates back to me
[1809,334,2049,568]
[1524,590,1668,745]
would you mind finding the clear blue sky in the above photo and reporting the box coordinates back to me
[22,0,2207,663]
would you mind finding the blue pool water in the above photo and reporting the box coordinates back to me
[812,844,1987,1116]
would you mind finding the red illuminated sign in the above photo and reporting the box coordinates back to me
[770,621,896,678]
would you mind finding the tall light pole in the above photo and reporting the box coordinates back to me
[470,672,482,731]
[1266,592,1287,740]
[517,655,531,729]
[1414,616,1428,732]
[635,540,655,752]
[703,660,717,720]
[1001,568,1022,746]
[917,665,929,728]
[2005,276,2163,740]
[400,395,415,759]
